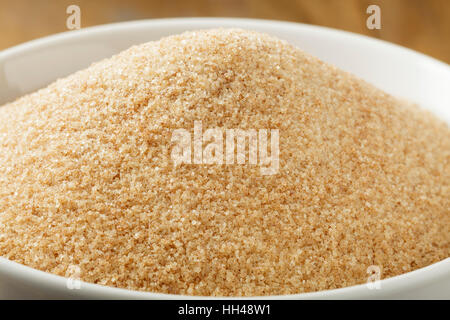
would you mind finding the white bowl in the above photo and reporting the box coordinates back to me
[0,18,449,299]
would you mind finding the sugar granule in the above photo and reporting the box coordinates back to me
[0,29,448,296]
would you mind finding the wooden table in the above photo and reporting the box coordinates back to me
[0,0,449,63]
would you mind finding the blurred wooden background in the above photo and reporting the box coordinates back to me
[0,0,449,63]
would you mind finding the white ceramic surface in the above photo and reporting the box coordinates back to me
[0,18,449,299]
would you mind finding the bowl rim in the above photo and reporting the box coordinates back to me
[1,17,449,69]
[0,17,449,299]
[1,256,449,299]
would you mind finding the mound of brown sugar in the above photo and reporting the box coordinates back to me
[0,29,449,296]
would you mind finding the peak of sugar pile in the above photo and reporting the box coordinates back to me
[0,29,448,296]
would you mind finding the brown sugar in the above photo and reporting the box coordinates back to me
[0,29,448,296]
